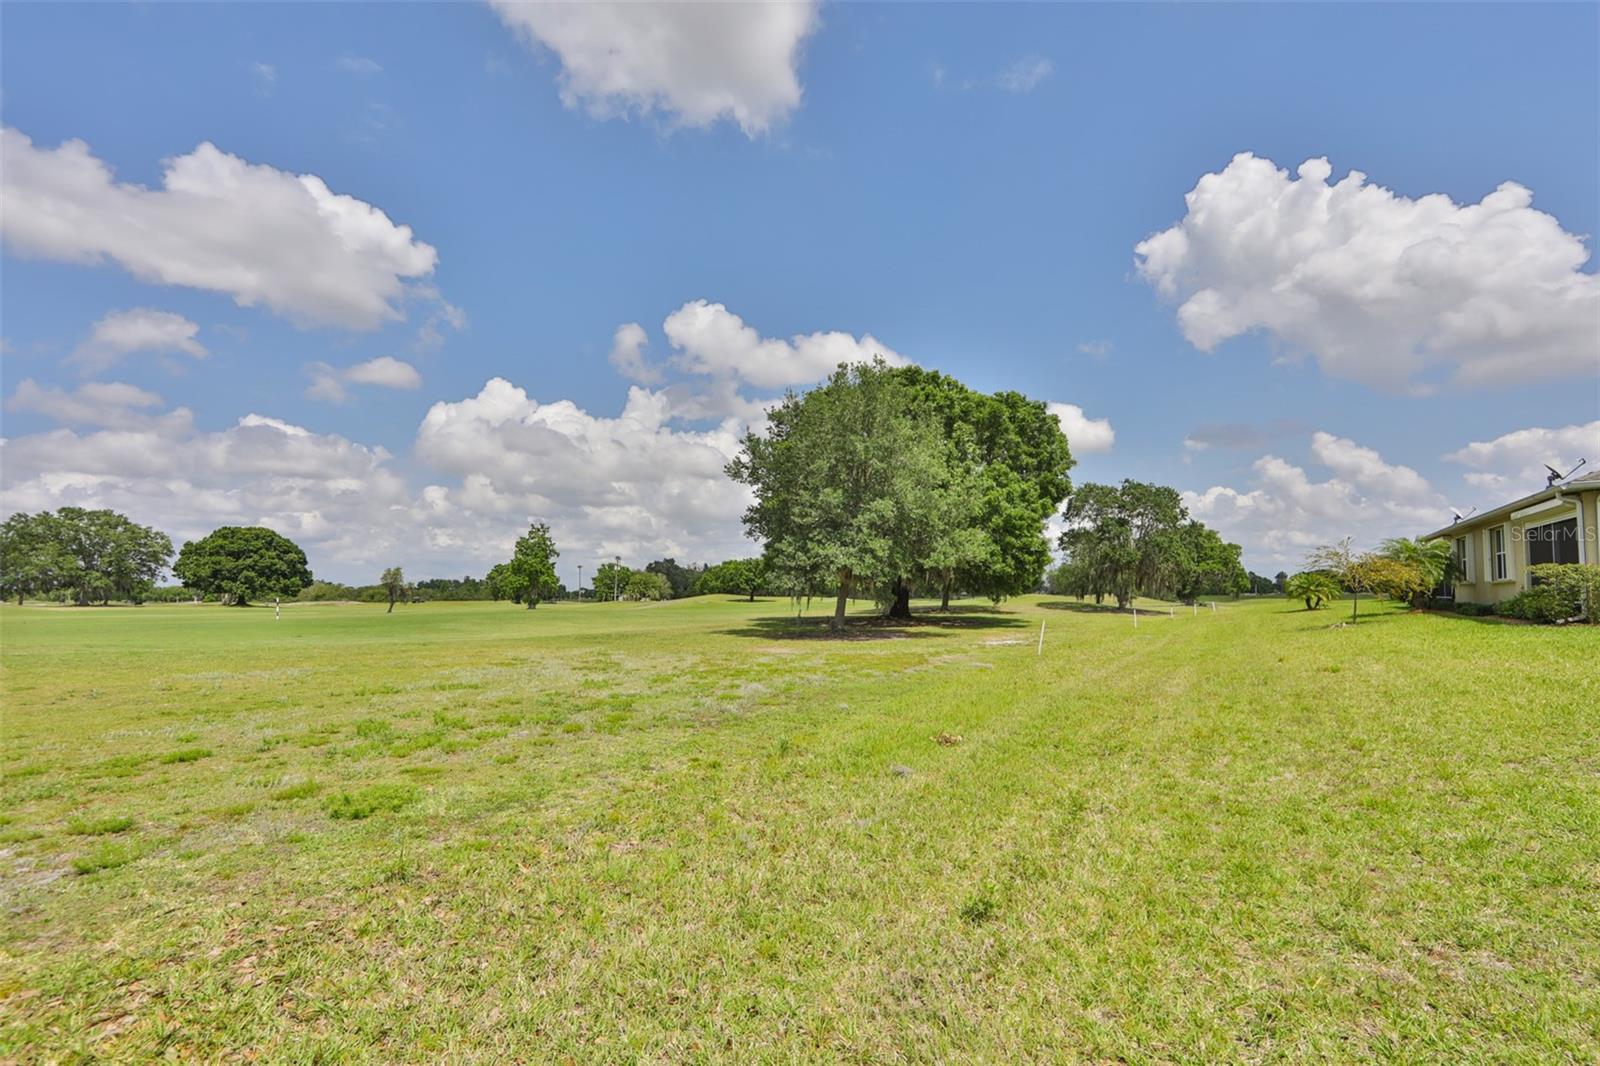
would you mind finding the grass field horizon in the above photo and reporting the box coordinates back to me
[3,595,1597,1061]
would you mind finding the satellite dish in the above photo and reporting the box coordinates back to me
[1547,459,1588,486]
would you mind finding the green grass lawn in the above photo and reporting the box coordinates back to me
[2,595,1597,1062]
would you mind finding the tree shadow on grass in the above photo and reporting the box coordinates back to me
[1037,599,1153,616]
[717,606,1028,641]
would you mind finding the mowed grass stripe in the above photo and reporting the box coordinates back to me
[1,597,1596,1061]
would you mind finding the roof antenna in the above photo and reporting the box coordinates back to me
[1546,458,1587,487]
[1451,506,1476,524]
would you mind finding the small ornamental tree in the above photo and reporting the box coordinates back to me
[1379,537,1453,607]
[381,567,406,613]
[1285,571,1341,610]
[173,526,312,605]
[1358,556,1431,606]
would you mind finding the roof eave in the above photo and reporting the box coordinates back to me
[1420,485,1568,541]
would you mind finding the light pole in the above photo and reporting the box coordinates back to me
[613,555,622,601]
[577,563,584,603]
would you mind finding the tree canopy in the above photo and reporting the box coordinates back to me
[592,561,630,602]
[0,508,172,605]
[644,558,703,599]
[1055,481,1245,607]
[727,360,1074,630]
[1380,537,1452,607]
[695,558,771,601]
[496,523,560,609]
[172,526,311,605]
[729,360,956,629]
[893,366,1074,607]
[381,566,406,613]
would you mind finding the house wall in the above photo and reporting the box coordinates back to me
[1449,488,1599,606]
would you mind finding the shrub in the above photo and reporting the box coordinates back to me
[1524,563,1600,624]
[1499,566,1598,624]
[1453,602,1497,618]
[1285,571,1340,610]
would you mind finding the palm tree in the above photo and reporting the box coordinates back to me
[1285,571,1341,611]
[1380,537,1453,607]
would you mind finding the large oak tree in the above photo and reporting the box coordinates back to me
[172,526,312,605]
[727,360,1074,630]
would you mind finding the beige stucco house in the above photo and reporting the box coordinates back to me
[1423,469,1600,606]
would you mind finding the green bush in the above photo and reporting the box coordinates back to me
[1522,563,1600,624]
[1453,602,1497,617]
[1499,585,1569,623]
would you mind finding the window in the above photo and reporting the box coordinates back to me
[1527,517,1579,567]
[1490,526,1508,581]
[1453,536,1470,582]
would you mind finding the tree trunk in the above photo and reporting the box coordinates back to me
[1304,596,1314,610]
[747,589,755,602]
[387,592,395,614]
[886,579,912,620]
[940,574,952,611]
[1351,589,1359,621]
[526,597,536,610]
[831,570,851,632]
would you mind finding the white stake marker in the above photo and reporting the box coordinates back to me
[1037,619,1045,655]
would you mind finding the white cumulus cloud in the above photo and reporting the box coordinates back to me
[0,410,413,569]
[1046,402,1115,454]
[306,357,423,403]
[7,379,175,431]
[608,321,662,384]
[663,299,908,390]
[69,308,208,373]
[1182,431,1451,570]
[414,377,755,563]
[1135,152,1600,392]
[1444,420,1600,497]
[490,1,819,136]
[1,126,438,330]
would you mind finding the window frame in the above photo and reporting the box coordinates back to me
[1526,515,1580,569]
[1490,525,1509,581]
[1453,535,1470,582]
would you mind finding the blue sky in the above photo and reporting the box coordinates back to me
[2,2,1597,585]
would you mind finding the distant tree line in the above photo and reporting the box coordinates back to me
[1046,480,1249,607]
[0,509,172,605]
[10,367,1376,623]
